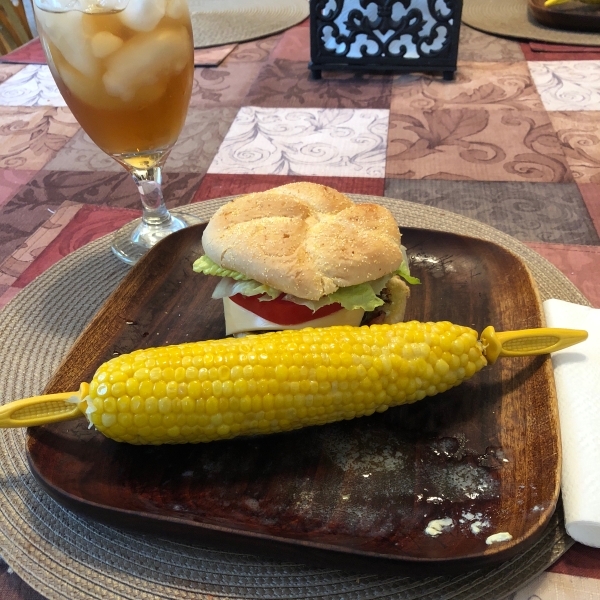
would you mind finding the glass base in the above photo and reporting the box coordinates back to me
[111,212,201,265]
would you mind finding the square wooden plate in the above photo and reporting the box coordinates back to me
[26,224,560,571]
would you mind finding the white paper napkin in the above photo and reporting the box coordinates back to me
[543,299,600,547]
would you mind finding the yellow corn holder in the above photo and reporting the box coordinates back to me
[544,0,600,6]
[0,391,83,428]
[480,326,588,364]
[0,322,588,445]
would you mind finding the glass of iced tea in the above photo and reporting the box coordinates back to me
[33,0,196,264]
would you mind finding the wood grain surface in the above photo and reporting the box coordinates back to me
[529,0,600,32]
[26,224,560,570]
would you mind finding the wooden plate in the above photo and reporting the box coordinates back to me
[26,225,559,571]
[529,0,600,33]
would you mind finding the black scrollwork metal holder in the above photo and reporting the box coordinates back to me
[309,0,462,80]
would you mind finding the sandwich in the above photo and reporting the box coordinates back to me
[193,182,419,336]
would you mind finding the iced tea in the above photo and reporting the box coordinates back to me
[34,0,194,167]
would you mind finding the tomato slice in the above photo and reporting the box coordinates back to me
[229,294,343,326]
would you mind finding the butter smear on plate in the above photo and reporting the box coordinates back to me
[425,518,454,537]
[485,532,513,545]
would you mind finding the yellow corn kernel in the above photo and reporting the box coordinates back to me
[81,322,486,445]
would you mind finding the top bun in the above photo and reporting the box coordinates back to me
[202,183,403,301]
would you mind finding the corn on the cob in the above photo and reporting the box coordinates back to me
[77,321,486,445]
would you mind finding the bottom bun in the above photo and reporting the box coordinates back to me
[223,297,365,336]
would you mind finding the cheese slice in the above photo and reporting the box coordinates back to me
[223,297,365,336]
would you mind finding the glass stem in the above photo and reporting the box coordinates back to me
[130,165,172,227]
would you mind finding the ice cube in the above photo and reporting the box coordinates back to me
[91,31,124,58]
[103,26,190,101]
[34,8,99,78]
[58,60,124,110]
[129,80,169,108]
[35,0,129,10]
[166,0,188,20]
[119,0,166,32]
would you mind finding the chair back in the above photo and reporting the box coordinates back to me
[0,0,34,55]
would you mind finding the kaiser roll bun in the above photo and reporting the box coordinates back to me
[202,183,403,301]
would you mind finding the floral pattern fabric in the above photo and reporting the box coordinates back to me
[208,106,389,177]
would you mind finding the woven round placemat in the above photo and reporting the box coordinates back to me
[189,0,309,49]
[0,196,589,600]
[462,0,600,46]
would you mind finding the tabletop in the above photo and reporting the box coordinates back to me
[0,14,599,600]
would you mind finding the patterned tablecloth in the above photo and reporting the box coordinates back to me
[0,17,599,600]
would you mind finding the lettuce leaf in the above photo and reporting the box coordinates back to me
[192,255,251,281]
[212,277,281,300]
[327,283,384,312]
[212,276,384,311]
[282,274,391,312]
[395,262,421,285]
[194,251,418,312]
[397,245,420,285]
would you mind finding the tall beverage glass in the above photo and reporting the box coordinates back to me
[33,0,196,264]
